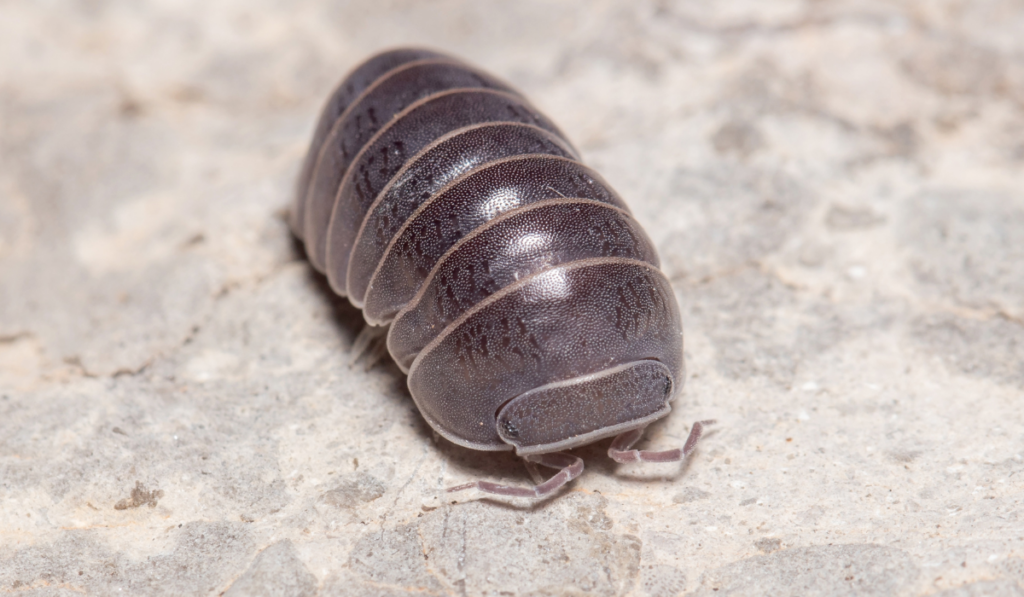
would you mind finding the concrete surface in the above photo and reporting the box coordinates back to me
[2,0,1023,595]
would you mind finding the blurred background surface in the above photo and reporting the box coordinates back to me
[1,1,1023,595]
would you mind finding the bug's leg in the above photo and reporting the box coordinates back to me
[447,452,584,498]
[608,420,716,464]
[523,459,546,485]
[361,333,390,371]
[349,324,389,369]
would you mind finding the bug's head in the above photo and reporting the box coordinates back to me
[495,360,677,455]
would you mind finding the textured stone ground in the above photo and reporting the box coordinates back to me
[2,1,1024,595]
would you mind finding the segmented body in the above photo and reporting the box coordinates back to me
[292,48,684,456]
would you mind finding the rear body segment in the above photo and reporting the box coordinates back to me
[406,258,682,450]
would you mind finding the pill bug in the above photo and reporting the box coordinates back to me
[292,48,713,498]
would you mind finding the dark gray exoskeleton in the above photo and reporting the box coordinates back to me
[292,48,713,498]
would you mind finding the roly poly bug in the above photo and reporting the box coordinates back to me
[292,48,713,498]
